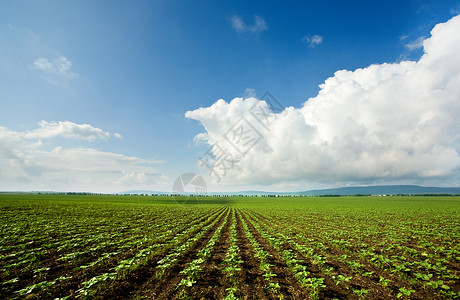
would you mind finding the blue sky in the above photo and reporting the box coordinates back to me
[1,0,460,193]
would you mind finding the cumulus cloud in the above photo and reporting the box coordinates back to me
[0,122,164,193]
[23,120,121,141]
[302,34,323,48]
[32,56,76,79]
[231,15,267,33]
[187,15,460,187]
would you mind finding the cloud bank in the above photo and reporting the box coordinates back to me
[23,121,122,141]
[186,15,460,187]
[0,121,165,192]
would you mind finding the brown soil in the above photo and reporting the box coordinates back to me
[238,210,313,299]
[249,210,443,300]
[233,210,273,299]
[184,208,233,299]
[4,206,454,300]
[122,208,230,299]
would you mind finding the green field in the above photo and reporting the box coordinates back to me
[1,194,459,299]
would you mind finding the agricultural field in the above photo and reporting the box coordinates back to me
[1,194,459,299]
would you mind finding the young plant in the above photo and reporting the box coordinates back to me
[397,287,415,298]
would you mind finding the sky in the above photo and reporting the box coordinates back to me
[1,0,460,193]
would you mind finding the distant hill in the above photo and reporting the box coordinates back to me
[6,185,459,196]
[227,185,460,196]
[294,185,460,196]
[117,185,460,196]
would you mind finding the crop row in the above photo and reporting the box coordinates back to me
[221,209,242,300]
[243,205,459,299]
[177,207,231,297]
[0,197,224,299]
[2,195,459,299]
[237,210,281,296]
[77,207,227,297]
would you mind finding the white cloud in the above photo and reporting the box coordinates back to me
[187,15,460,188]
[0,122,165,193]
[117,171,151,185]
[251,16,267,32]
[32,56,76,79]
[405,36,425,50]
[231,15,267,33]
[302,34,323,48]
[23,121,121,141]
[231,16,246,32]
